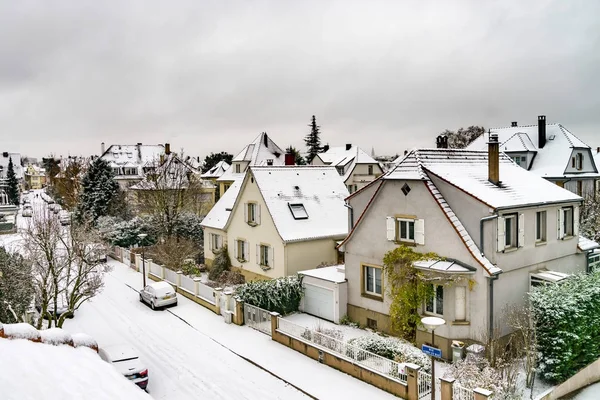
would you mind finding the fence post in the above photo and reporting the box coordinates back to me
[214,288,223,314]
[193,277,202,297]
[405,363,421,400]
[270,312,280,337]
[135,253,142,271]
[440,377,454,400]
[176,271,182,288]
[222,290,232,313]
[473,388,493,400]
[234,299,244,325]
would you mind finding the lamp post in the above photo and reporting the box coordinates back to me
[421,316,445,400]
[138,233,148,287]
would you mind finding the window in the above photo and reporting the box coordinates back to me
[347,184,357,193]
[336,166,344,176]
[246,203,260,225]
[235,240,248,262]
[589,251,600,273]
[426,284,444,316]
[363,265,382,297]
[266,159,273,166]
[210,233,221,251]
[576,153,583,170]
[366,318,378,330]
[235,164,240,173]
[536,211,547,242]
[386,216,425,245]
[559,207,574,238]
[288,203,308,219]
[497,213,524,252]
[504,214,517,248]
[368,165,374,175]
[257,244,272,269]
[577,180,583,196]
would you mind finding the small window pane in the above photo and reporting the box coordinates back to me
[409,221,415,240]
[375,268,382,294]
[366,268,373,292]
[505,218,512,246]
[436,286,444,315]
[400,221,407,239]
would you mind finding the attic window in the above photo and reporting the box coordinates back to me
[401,183,411,196]
[267,159,274,166]
[288,203,308,220]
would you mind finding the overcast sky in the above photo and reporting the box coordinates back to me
[1,0,599,160]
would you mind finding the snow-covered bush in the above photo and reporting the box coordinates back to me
[208,246,231,281]
[97,216,156,248]
[530,271,600,383]
[235,276,303,315]
[173,212,204,245]
[347,334,431,372]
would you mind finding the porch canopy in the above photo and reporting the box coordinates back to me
[413,259,476,274]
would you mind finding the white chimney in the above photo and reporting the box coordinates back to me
[101,142,105,154]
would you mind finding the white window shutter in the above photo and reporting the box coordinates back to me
[244,241,249,261]
[256,244,260,264]
[557,209,563,239]
[269,246,274,268]
[518,213,525,247]
[233,241,238,259]
[574,206,580,236]
[244,203,248,222]
[497,216,505,252]
[415,219,425,245]
[455,286,466,321]
[257,204,261,224]
[386,217,396,241]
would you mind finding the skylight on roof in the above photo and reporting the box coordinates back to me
[288,203,308,220]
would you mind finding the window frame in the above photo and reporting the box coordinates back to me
[576,153,583,170]
[362,264,383,299]
[210,233,221,251]
[368,165,374,175]
[504,213,518,248]
[236,239,247,262]
[397,218,415,242]
[536,211,547,243]
[288,203,308,220]
[246,202,258,225]
[235,164,241,173]
[562,207,574,237]
[425,284,444,316]
[259,244,270,267]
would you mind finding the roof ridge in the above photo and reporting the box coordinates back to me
[491,122,559,130]
[558,124,590,149]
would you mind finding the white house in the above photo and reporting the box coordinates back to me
[99,143,166,190]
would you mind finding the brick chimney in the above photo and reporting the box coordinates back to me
[538,115,546,148]
[284,152,295,166]
[488,133,500,185]
[346,143,352,151]
[165,143,171,155]
[322,144,330,152]
[511,121,518,127]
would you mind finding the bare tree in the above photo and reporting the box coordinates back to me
[149,237,199,272]
[133,153,210,238]
[505,302,537,391]
[53,157,86,210]
[23,206,110,328]
[580,194,600,243]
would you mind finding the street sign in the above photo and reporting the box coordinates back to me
[422,344,442,358]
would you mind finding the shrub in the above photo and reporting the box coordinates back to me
[208,246,231,281]
[235,276,303,315]
[214,270,245,286]
[339,314,360,328]
[97,216,156,248]
[530,271,600,383]
[347,335,431,372]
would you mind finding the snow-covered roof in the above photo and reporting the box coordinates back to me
[468,123,599,179]
[218,133,285,182]
[387,149,582,209]
[200,177,243,230]
[299,265,346,283]
[315,145,380,182]
[0,338,151,400]
[249,166,349,242]
[100,144,165,167]
[413,259,475,274]
[0,152,23,179]
[128,154,196,190]
[201,160,230,179]
[578,236,600,252]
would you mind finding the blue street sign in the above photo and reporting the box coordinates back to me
[422,344,442,358]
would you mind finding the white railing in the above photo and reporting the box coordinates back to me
[418,370,432,399]
[197,281,215,304]
[164,268,178,285]
[276,318,408,384]
[244,303,272,336]
[149,262,162,277]
[180,275,195,294]
[453,382,475,400]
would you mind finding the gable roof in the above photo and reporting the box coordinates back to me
[218,133,285,182]
[249,166,349,242]
[128,153,196,190]
[315,145,381,182]
[387,149,582,210]
[201,160,230,179]
[200,177,243,230]
[100,144,165,167]
[468,123,599,178]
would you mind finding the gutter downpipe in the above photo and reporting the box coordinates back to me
[344,202,354,230]
[480,214,502,346]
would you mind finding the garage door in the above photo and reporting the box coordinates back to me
[303,284,334,322]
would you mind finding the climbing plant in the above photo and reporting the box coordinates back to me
[383,245,475,342]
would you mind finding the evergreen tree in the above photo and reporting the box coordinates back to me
[77,158,119,222]
[6,157,20,205]
[304,115,323,163]
[285,146,306,165]
[0,246,34,323]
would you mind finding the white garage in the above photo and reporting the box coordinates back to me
[298,265,347,324]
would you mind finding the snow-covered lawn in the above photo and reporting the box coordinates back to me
[283,312,374,341]
[63,260,396,400]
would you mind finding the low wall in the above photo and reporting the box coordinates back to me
[537,358,600,400]
[147,273,218,314]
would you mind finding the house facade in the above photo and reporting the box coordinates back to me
[340,139,594,359]
[24,164,47,189]
[201,160,230,202]
[99,143,166,191]
[467,116,600,197]
[311,144,383,193]
[203,166,349,280]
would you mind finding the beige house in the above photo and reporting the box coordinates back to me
[201,160,230,202]
[202,166,349,281]
[339,137,598,359]
[99,142,166,191]
[311,144,383,194]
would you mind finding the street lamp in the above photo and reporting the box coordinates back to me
[138,233,148,287]
[421,316,445,400]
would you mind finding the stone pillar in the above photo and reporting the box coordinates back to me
[234,299,244,325]
[176,271,182,288]
[473,388,493,400]
[134,253,141,271]
[214,288,223,314]
[440,377,454,400]
[193,277,202,297]
[405,363,421,400]
[145,258,153,278]
[222,290,233,313]
[270,312,280,337]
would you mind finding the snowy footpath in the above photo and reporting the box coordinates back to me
[65,260,396,400]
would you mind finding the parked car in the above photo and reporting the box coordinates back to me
[139,281,177,310]
[98,345,148,390]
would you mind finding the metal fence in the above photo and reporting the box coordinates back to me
[453,382,475,400]
[244,303,272,336]
[418,370,432,399]
[276,318,408,384]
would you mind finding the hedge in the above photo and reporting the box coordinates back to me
[530,271,600,383]
[235,276,303,315]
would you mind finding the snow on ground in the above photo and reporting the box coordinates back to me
[0,338,151,400]
[283,312,374,341]
[69,260,397,400]
[567,382,600,399]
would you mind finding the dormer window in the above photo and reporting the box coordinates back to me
[336,166,344,175]
[267,159,274,166]
[288,203,308,220]
[235,164,241,173]
[368,165,373,175]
